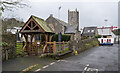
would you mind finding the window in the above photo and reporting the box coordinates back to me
[71,17,73,21]
[91,30,94,32]
[88,30,90,32]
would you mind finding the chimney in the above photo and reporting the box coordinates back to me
[50,14,53,17]
[76,8,77,12]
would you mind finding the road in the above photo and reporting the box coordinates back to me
[2,44,118,72]
[36,44,118,71]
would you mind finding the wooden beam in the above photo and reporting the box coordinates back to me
[31,21,33,28]
[53,41,56,55]
[43,34,48,53]
[49,34,53,53]
[62,41,64,52]
[30,34,34,54]
[49,34,53,42]
[23,34,29,55]
[44,34,48,45]
[32,25,37,30]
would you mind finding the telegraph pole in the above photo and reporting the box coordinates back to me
[58,6,61,19]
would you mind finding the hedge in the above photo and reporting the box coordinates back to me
[40,34,71,42]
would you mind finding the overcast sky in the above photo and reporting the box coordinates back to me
[2,0,119,29]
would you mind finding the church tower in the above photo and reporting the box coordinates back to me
[68,9,79,27]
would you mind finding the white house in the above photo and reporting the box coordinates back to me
[7,27,22,42]
[98,28,118,45]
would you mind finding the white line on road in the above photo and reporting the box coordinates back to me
[42,65,49,69]
[50,62,55,65]
[35,68,41,72]
[61,60,68,62]
[84,67,88,71]
[87,64,89,67]
[57,60,61,62]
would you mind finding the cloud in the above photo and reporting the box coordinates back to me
[2,1,118,29]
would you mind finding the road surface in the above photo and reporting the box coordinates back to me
[2,44,118,72]
[37,44,118,71]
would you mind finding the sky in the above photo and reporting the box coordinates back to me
[2,0,119,29]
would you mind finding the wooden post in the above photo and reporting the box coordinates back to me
[62,41,64,52]
[35,41,38,55]
[44,34,48,45]
[5,49,8,60]
[23,34,28,55]
[49,34,53,42]
[43,34,48,53]
[53,41,56,55]
[49,34,53,53]
[40,34,41,45]
[30,34,34,54]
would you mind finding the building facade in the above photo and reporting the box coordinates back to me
[46,9,81,41]
[82,27,98,39]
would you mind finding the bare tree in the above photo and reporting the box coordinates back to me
[0,0,28,12]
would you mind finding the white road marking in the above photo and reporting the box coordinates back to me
[35,68,41,72]
[57,60,61,62]
[42,65,49,69]
[87,64,89,67]
[50,62,55,65]
[84,67,88,71]
[61,60,68,62]
[87,68,99,73]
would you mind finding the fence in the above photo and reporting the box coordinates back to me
[46,41,70,55]
[16,41,70,55]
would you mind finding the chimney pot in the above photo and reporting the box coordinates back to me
[50,14,53,17]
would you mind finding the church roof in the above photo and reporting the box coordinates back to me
[64,25,76,34]
[54,18,69,26]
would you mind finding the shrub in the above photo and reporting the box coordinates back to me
[95,35,101,38]
[85,43,92,48]
[0,42,8,47]
[40,34,70,42]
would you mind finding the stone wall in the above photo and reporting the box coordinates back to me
[69,38,99,53]
[2,33,16,61]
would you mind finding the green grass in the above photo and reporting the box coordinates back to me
[16,43,23,55]
[57,48,69,54]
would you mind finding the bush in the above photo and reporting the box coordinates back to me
[95,35,101,38]
[40,34,70,42]
[85,43,92,48]
[0,42,8,47]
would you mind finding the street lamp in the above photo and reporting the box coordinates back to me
[104,19,108,26]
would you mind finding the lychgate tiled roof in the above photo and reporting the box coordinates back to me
[32,15,53,33]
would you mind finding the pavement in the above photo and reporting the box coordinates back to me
[2,55,56,71]
[2,44,119,72]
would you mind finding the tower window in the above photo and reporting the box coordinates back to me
[71,17,73,21]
